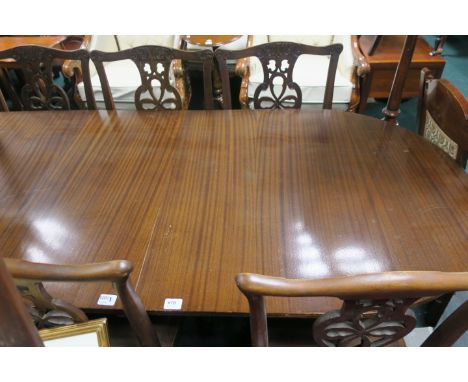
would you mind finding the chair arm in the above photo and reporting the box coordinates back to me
[234,35,254,77]
[351,35,370,77]
[5,258,133,283]
[233,35,254,108]
[236,271,468,299]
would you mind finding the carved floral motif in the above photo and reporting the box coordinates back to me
[424,111,459,160]
[0,46,89,111]
[134,60,181,110]
[252,42,303,109]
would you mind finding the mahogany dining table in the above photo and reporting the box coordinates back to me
[0,109,466,316]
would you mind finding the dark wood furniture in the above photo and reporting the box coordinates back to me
[90,46,214,111]
[0,256,44,346]
[179,35,244,108]
[236,271,468,346]
[0,109,467,317]
[356,36,445,113]
[5,258,160,346]
[430,36,448,56]
[382,36,418,125]
[417,68,468,168]
[179,35,242,49]
[215,42,343,110]
[0,46,96,111]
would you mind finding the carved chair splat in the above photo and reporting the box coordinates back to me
[90,46,214,111]
[0,46,96,111]
[236,271,468,347]
[215,41,343,110]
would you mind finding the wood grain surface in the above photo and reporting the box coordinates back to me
[0,109,466,315]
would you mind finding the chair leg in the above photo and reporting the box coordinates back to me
[358,71,373,114]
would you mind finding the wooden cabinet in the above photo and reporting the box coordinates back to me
[357,36,445,112]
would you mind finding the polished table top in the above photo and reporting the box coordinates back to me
[0,110,467,315]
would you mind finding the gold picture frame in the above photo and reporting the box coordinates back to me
[39,318,110,347]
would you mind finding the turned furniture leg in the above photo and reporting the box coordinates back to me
[382,35,418,125]
[430,36,447,56]
[358,70,373,114]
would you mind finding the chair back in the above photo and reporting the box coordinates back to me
[417,68,468,168]
[90,46,214,111]
[5,258,160,346]
[0,46,96,111]
[215,41,343,110]
[236,271,468,346]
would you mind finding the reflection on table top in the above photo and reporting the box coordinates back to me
[0,109,466,315]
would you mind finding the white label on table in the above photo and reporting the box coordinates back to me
[97,294,118,306]
[164,298,183,310]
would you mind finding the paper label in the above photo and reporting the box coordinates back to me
[163,298,183,310]
[97,294,118,306]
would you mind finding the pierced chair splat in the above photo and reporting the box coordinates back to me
[215,40,343,110]
[0,45,96,111]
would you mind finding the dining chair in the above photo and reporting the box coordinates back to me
[0,46,96,111]
[215,41,343,110]
[5,258,160,346]
[417,67,468,168]
[236,271,468,346]
[90,46,214,111]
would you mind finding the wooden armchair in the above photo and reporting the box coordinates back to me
[5,258,160,346]
[236,271,468,346]
[417,68,468,168]
[215,40,343,110]
[0,46,95,111]
[89,46,214,110]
